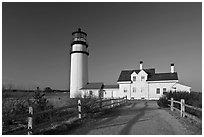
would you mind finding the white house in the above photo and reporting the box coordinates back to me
[79,61,191,100]
[117,61,191,100]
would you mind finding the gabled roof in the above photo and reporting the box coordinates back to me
[117,68,178,82]
[104,84,119,89]
[147,72,178,81]
[80,82,103,90]
[117,68,155,82]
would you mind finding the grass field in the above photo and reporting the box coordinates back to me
[2,91,72,108]
[2,91,80,134]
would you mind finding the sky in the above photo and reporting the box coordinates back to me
[2,2,202,91]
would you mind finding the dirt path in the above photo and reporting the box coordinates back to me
[68,101,190,135]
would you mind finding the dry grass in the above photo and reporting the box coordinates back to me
[164,108,202,135]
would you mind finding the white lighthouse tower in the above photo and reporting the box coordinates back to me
[70,28,89,98]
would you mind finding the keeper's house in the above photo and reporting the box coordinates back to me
[80,61,191,100]
[116,61,191,100]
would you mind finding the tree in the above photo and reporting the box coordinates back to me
[44,87,53,92]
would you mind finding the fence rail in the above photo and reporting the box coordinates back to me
[184,104,202,112]
[3,96,127,135]
[34,104,77,116]
[168,98,202,123]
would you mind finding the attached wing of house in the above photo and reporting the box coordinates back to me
[80,82,104,98]
[170,83,191,92]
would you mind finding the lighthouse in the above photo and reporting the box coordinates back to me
[70,28,89,98]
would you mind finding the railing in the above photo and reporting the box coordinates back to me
[168,98,202,123]
[3,96,127,135]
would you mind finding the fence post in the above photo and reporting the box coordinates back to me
[181,99,185,117]
[183,99,185,117]
[28,106,33,135]
[126,96,127,103]
[171,98,173,111]
[78,99,82,119]
[180,99,183,117]
[99,98,102,109]
[117,98,120,106]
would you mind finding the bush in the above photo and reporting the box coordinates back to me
[157,96,168,108]
[44,87,53,93]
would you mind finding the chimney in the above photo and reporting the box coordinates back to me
[140,61,143,70]
[171,63,174,73]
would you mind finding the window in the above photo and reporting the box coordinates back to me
[133,76,136,81]
[163,88,167,94]
[141,87,145,93]
[89,90,93,96]
[99,90,103,98]
[156,88,160,94]
[141,76,145,81]
[133,87,136,92]
[124,89,127,93]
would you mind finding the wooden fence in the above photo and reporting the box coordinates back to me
[168,98,202,123]
[3,96,127,135]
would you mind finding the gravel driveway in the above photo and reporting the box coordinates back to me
[69,100,190,135]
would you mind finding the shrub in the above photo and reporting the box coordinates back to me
[44,87,53,93]
[157,95,168,108]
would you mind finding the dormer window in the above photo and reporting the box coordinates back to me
[141,76,145,81]
[133,76,136,81]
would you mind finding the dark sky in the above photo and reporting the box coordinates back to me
[2,2,202,91]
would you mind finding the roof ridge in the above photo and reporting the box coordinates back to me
[104,84,119,85]
[87,82,103,84]
[154,72,177,75]
[121,68,155,71]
